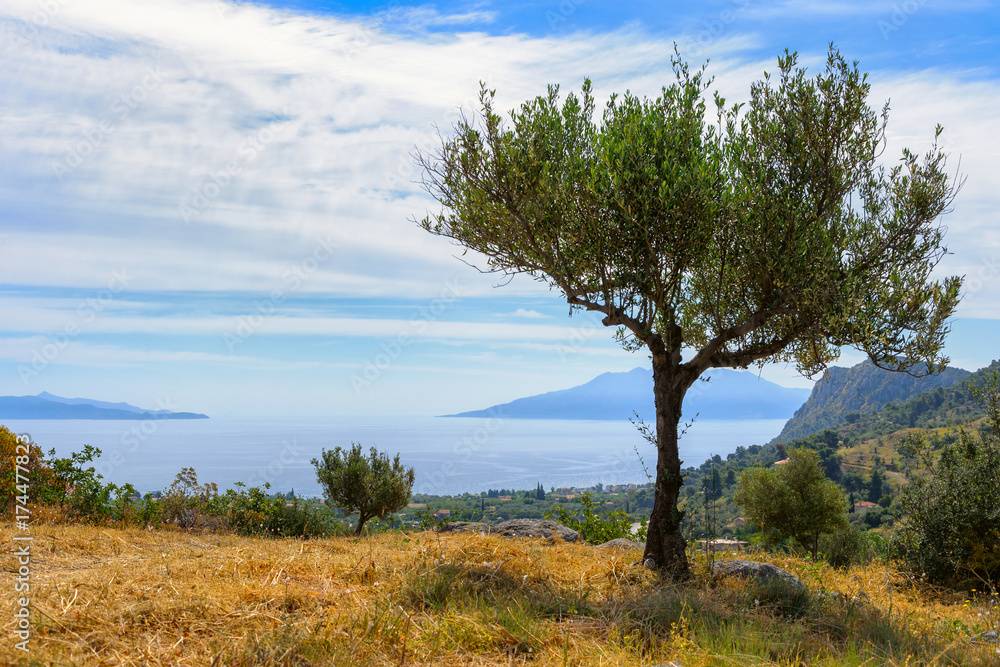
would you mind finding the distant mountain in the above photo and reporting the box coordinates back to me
[34,391,176,415]
[0,393,208,420]
[443,367,810,421]
[772,360,971,443]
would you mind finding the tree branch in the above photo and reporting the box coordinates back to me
[563,288,650,340]
[685,303,799,373]
[708,328,804,369]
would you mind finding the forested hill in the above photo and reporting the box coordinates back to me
[678,360,1000,537]
[849,359,999,436]
[773,360,971,443]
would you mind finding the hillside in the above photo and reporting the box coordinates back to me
[677,360,999,538]
[446,367,809,420]
[772,360,970,443]
[5,521,996,666]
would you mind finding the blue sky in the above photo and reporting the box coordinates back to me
[0,0,998,416]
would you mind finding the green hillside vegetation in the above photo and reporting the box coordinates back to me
[679,361,1000,552]
[774,360,971,443]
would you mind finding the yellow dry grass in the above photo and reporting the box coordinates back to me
[2,522,998,666]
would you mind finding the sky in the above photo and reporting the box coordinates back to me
[0,0,998,417]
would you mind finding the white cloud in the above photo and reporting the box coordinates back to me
[0,0,728,300]
[509,308,548,319]
[3,0,994,309]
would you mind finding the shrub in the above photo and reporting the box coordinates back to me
[222,483,335,538]
[820,525,891,569]
[0,426,57,513]
[42,445,129,522]
[545,491,646,545]
[894,373,1000,588]
[159,467,221,529]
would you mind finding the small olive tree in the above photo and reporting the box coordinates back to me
[735,447,847,560]
[312,443,414,536]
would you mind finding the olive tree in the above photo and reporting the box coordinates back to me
[312,443,414,535]
[416,47,961,578]
[734,448,848,560]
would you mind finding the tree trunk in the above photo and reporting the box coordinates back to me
[642,341,694,579]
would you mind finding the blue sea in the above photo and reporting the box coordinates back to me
[2,416,785,497]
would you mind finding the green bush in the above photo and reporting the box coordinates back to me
[41,445,131,522]
[222,483,336,538]
[734,447,848,560]
[894,372,1000,588]
[820,526,891,569]
[545,492,646,545]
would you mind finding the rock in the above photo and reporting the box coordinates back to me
[437,521,492,534]
[710,560,804,588]
[971,629,998,644]
[492,519,580,542]
[596,538,644,549]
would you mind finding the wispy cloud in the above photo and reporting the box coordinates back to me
[1,0,998,414]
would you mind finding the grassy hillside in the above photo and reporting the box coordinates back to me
[5,521,1000,666]
[773,360,972,443]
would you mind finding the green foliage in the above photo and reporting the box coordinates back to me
[312,443,414,536]
[222,482,336,538]
[420,47,960,379]
[867,466,885,504]
[0,426,56,513]
[734,448,848,560]
[895,373,1000,588]
[820,525,891,569]
[545,491,645,545]
[41,445,131,522]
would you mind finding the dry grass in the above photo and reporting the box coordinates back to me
[3,522,999,666]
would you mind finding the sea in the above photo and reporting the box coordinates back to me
[2,416,786,498]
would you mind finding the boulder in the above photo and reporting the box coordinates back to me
[596,538,644,549]
[437,521,492,534]
[971,629,998,644]
[492,519,580,542]
[710,560,804,588]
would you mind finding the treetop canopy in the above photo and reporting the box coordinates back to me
[418,46,961,381]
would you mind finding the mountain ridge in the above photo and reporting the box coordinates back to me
[771,360,971,443]
[443,367,810,421]
[0,393,208,420]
